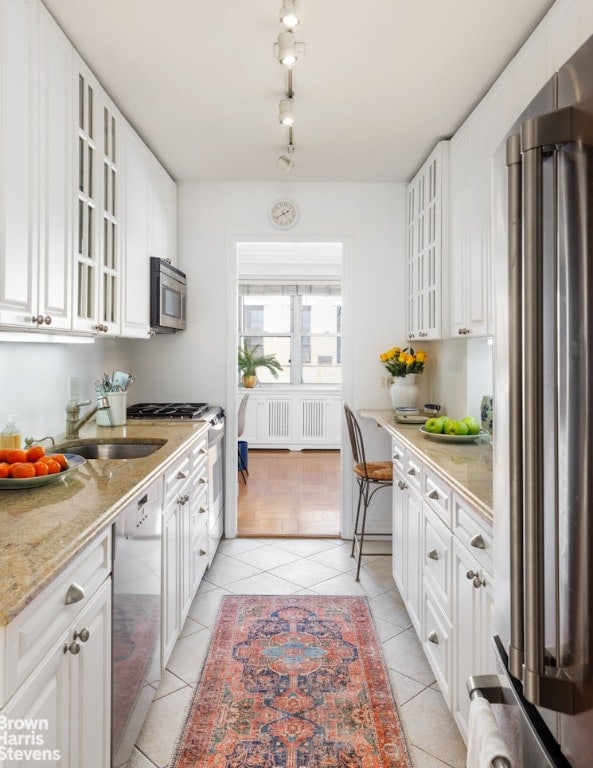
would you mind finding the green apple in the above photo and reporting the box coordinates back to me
[462,416,480,435]
[443,419,469,436]
[425,416,446,434]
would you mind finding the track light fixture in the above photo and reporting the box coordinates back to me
[277,143,295,173]
[279,0,300,28]
[274,3,303,172]
[279,97,295,126]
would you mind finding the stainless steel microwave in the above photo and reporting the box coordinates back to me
[150,258,187,332]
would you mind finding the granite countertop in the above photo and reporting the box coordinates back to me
[0,420,209,626]
[359,409,493,523]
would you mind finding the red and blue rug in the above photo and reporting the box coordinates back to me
[171,595,413,768]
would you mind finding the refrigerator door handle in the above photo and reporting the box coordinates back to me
[519,112,578,715]
[505,132,524,682]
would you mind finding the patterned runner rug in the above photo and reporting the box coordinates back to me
[171,594,414,768]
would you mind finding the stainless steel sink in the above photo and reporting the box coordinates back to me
[60,441,165,459]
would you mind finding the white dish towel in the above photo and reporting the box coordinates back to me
[467,696,512,768]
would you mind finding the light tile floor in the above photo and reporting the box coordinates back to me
[129,538,467,768]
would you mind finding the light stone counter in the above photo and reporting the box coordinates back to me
[0,420,209,626]
[359,409,493,523]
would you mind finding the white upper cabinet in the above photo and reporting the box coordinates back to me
[406,141,448,342]
[447,102,491,339]
[120,124,151,338]
[0,0,39,329]
[149,158,177,266]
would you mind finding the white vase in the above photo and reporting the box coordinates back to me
[389,374,420,410]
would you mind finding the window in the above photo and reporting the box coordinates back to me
[238,284,341,385]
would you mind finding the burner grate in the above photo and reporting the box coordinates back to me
[127,402,210,420]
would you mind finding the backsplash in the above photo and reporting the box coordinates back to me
[0,339,131,440]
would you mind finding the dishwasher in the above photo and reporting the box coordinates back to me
[111,477,163,768]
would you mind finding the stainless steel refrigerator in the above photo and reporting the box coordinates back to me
[488,30,593,768]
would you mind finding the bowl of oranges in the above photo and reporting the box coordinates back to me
[0,445,86,489]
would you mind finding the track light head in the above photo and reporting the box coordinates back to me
[277,144,295,173]
[277,30,297,67]
[279,0,300,28]
[279,98,295,126]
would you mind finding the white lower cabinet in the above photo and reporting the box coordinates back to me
[0,534,112,768]
[391,434,494,744]
[451,538,494,742]
[162,431,211,667]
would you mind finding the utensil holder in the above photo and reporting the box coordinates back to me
[97,392,127,427]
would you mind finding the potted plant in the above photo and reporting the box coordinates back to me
[238,341,283,387]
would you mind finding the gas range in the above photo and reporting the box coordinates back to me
[127,402,222,422]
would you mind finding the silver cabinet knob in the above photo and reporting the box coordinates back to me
[393,452,401,461]
[428,489,439,500]
[470,534,485,549]
[43,315,52,325]
[176,470,187,480]
[73,628,90,643]
[178,493,189,505]
[198,507,207,514]
[64,641,81,655]
[397,480,408,491]
[466,570,486,588]
[407,467,416,476]
[427,630,439,645]
[65,583,85,605]
[199,548,207,556]
[427,548,439,561]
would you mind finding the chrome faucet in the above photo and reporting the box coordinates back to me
[65,395,110,439]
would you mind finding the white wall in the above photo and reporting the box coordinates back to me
[0,338,130,439]
[129,181,407,536]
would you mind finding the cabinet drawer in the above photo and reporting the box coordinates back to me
[453,494,493,573]
[391,437,406,474]
[422,586,452,706]
[423,468,452,527]
[191,482,209,530]
[422,505,452,616]
[164,453,191,505]
[5,530,111,704]
[403,452,422,493]
[192,525,209,585]
[191,436,208,475]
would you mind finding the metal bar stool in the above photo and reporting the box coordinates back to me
[343,403,393,581]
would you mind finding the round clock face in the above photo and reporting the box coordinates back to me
[269,199,299,229]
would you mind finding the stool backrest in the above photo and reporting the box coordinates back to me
[343,403,368,472]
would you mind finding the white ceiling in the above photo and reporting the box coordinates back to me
[42,0,555,183]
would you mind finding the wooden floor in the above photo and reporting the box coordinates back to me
[237,449,341,537]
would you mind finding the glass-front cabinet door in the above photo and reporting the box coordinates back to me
[72,54,119,335]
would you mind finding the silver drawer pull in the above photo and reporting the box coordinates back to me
[470,533,485,549]
[199,548,207,556]
[199,507,207,514]
[427,630,439,645]
[65,583,85,605]
[428,489,439,500]
[393,452,401,461]
[427,548,439,561]
[407,467,416,476]
[73,628,90,643]
[176,470,187,480]
[398,480,408,491]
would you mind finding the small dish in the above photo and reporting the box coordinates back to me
[0,454,86,489]
[394,412,428,424]
[419,427,488,443]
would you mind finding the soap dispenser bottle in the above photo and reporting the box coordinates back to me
[0,415,22,450]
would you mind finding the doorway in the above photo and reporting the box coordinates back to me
[236,241,343,537]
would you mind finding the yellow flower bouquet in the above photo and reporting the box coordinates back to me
[380,346,427,377]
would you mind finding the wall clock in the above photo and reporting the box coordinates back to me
[269,199,299,229]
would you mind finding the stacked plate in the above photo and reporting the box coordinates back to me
[393,407,428,424]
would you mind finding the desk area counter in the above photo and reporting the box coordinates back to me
[359,408,493,522]
[0,420,209,626]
